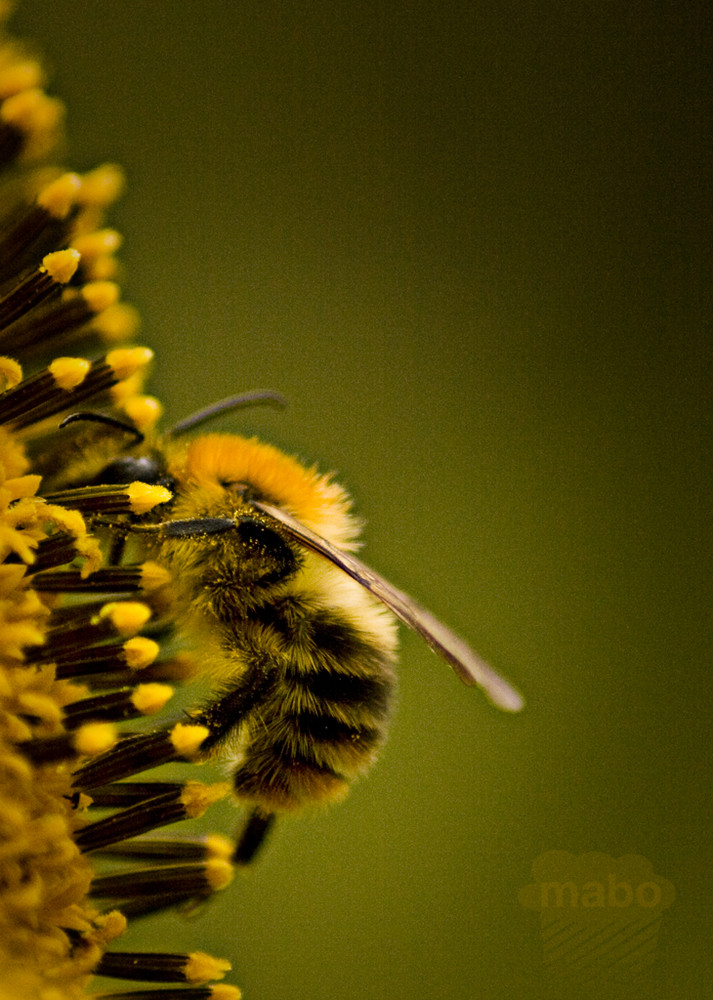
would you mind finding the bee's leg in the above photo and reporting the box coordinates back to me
[233,809,275,865]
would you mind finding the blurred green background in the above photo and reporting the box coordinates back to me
[15,2,711,998]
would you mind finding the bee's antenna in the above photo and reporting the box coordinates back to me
[168,390,288,437]
[59,411,145,444]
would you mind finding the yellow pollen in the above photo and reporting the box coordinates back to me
[71,228,122,257]
[92,301,141,343]
[0,356,22,390]
[106,346,154,380]
[212,987,243,1000]
[205,857,235,890]
[81,279,120,313]
[41,248,80,284]
[184,951,232,984]
[130,682,173,715]
[126,481,173,515]
[121,393,163,431]
[181,781,232,818]
[36,171,82,217]
[170,722,210,758]
[139,560,172,590]
[78,162,126,205]
[204,834,234,860]
[48,356,91,391]
[0,59,44,99]
[74,721,118,756]
[123,636,160,670]
[99,601,151,635]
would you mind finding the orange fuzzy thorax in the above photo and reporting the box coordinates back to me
[166,433,360,549]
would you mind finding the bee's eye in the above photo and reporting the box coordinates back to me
[98,455,167,486]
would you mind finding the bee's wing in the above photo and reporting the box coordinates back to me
[254,501,524,713]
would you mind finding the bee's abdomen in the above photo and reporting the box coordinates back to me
[231,607,396,812]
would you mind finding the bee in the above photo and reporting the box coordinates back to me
[58,395,523,863]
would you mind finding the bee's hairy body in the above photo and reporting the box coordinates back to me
[133,434,399,812]
[54,405,521,861]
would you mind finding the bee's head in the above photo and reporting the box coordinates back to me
[95,452,170,490]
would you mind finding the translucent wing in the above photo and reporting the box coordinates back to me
[253,500,524,713]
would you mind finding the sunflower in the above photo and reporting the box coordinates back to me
[0,10,240,999]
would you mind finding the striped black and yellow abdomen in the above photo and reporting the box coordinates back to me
[228,599,397,812]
